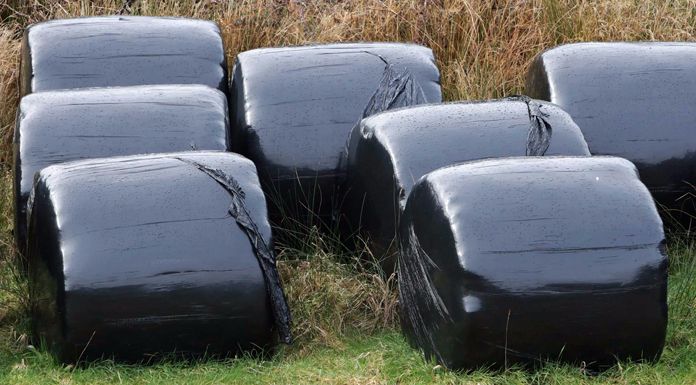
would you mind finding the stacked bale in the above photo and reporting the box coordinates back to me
[29,152,291,363]
[14,85,229,258]
[343,98,590,273]
[21,16,228,95]
[20,17,293,363]
[230,43,441,228]
[398,157,667,370]
[526,42,696,228]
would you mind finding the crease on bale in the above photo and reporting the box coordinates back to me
[175,157,292,344]
[397,223,451,365]
[505,95,553,156]
[360,64,429,119]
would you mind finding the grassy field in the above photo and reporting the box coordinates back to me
[1,1,695,384]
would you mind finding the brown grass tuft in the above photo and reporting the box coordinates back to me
[278,230,397,353]
[0,29,18,166]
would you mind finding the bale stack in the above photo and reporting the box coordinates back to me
[18,17,291,363]
[342,98,590,273]
[14,85,229,257]
[13,15,673,370]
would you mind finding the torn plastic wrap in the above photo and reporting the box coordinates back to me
[398,156,667,370]
[14,85,229,260]
[28,152,290,363]
[20,16,228,96]
[342,98,590,273]
[229,43,441,228]
[526,42,696,229]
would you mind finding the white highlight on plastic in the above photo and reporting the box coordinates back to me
[462,295,482,313]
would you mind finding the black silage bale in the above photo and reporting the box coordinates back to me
[28,152,291,363]
[20,16,228,95]
[229,43,441,228]
[342,98,590,273]
[526,42,696,228]
[398,156,667,370]
[14,85,229,258]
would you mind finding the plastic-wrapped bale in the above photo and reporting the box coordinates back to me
[14,85,229,260]
[28,152,291,363]
[526,42,696,227]
[343,98,590,273]
[20,16,227,96]
[230,43,441,227]
[399,156,667,370]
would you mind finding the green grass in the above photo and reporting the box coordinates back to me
[0,236,694,384]
[1,327,695,385]
[1,330,695,385]
[0,327,694,385]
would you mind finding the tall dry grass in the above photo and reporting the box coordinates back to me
[0,0,695,347]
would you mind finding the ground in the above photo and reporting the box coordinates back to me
[0,1,695,384]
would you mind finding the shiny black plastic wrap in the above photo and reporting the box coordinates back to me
[230,43,441,226]
[526,42,696,226]
[343,98,590,272]
[20,16,228,96]
[398,156,667,370]
[28,152,291,363]
[14,85,230,259]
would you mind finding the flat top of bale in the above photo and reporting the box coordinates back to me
[539,41,696,59]
[237,42,434,58]
[19,84,227,107]
[425,155,637,181]
[405,156,664,291]
[26,15,221,32]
